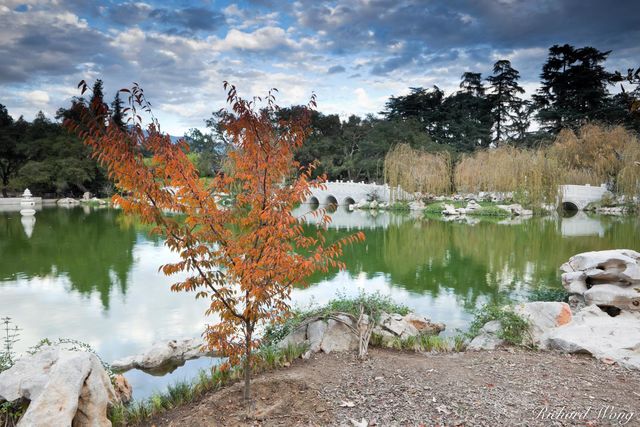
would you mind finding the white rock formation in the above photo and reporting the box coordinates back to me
[111,338,214,372]
[467,320,505,351]
[441,204,458,216]
[542,304,640,369]
[513,301,572,345]
[560,249,640,311]
[0,347,116,427]
[468,302,572,350]
[57,197,80,206]
[276,312,445,354]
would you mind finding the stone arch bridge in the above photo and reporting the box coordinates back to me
[560,184,609,210]
[306,182,609,210]
[305,181,394,206]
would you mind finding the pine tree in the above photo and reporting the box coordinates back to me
[487,60,525,145]
[533,45,615,133]
[111,92,125,130]
[89,79,105,116]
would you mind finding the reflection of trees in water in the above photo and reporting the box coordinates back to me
[0,208,137,308]
[306,215,640,309]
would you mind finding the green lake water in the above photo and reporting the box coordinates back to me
[1,206,638,399]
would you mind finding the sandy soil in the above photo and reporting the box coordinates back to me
[145,348,640,426]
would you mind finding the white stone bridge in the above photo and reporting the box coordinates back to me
[306,181,609,210]
[560,184,609,210]
[305,181,394,205]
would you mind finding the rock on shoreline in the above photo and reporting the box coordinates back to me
[111,338,215,374]
[277,311,445,355]
[0,347,117,427]
[470,250,640,370]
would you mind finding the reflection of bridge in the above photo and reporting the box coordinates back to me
[560,184,608,210]
[293,205,420,229]
[305,181,396,205]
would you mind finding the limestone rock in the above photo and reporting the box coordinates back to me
[0,347,115,427]
[513,301,572,345]
[465,200,480,211]
[442,204,458,216]
[320,315,359,353]
[307,320,327,353]
[467,320,505,350]
[276,311,445,354]
[496,203,530,216]
[57,197,80,206]
[583,284,640,311]
[542,305,640,369]
[111,338,213,372]
[560,249,640,278]
[112,374,133,404]
[560,250,640,312]
[277,325,308,350]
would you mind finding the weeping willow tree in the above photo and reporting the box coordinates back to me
[455,146,562,208]
[454,124,640,206]
[549,124,640,198]
[383,144,452,200]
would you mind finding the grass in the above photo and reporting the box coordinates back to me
[386,201,411,211]
[108,342,308,426]
[263,291,410,347]
[528,286,569,303]
[467,205,511,217]
[467,303,530,346]
[378,334,466,353]
[424,200,515,217]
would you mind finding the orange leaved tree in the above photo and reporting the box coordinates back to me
[65,81,364,401]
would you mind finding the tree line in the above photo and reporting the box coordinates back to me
[0,80,123,197]
[289,44,639,183]
[1,44,639,196]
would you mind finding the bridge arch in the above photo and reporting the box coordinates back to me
[562,201,579,211]
[325,195,338,206]
[308,196,319,206]
[343,196,356,206]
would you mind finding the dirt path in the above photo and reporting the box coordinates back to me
[146,348,640,426]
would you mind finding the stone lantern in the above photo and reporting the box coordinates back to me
[20,189,36,237]
[20,189,36,215]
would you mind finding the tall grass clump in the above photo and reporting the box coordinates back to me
[550,124,640,199]
[384,143,452,199]
[454,146,561,208]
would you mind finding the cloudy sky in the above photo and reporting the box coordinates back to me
[1,0,639,135]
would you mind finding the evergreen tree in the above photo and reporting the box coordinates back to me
[487,60,525,145]
[533,44,615,133]
[89,79,106,116]
[111,92,125,130]
[459,72,485,97]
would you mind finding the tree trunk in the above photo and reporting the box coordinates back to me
[243,323,252,404]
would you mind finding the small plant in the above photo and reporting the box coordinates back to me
[366,190,381,202]
[467,206,511,217]
[528,286,568,302]
[389,201,410,211]
[467,304,530,346]
[0,317,20,373]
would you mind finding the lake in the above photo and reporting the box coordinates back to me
[1,205,638,399]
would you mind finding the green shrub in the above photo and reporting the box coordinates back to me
[528,286,568,302]
[467,206,511,217]
[468,304,530,346]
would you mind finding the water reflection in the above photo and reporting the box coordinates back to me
[0,206,638,399]
[0,208,136,308]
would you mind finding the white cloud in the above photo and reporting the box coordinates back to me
[26,90,49,105]
[211,26,293,51]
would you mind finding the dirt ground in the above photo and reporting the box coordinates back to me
[145,348,640,426]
